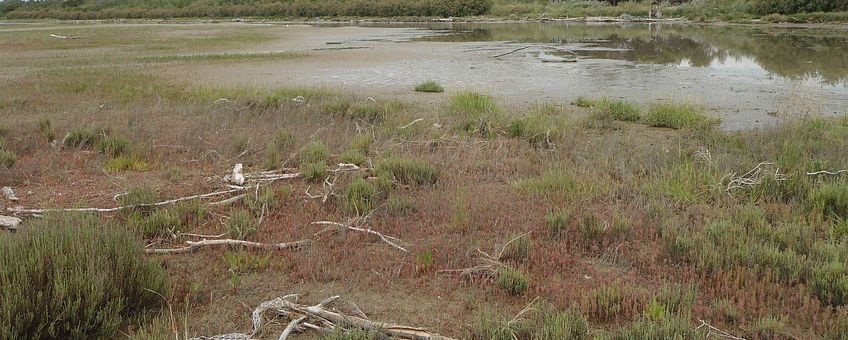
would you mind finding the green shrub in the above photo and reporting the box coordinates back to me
[808,183,848,221]
[342,177,380,213]
[415,251,434,273]
[536,308,590,340]
[470,308,530,340]
[499,234,531,263]
[227,209,257,240]
[0,214,167,339]
[810,261,848,306]
[496,266,529,296]
[653,284,696,316]
[375,157,438,186]
[545,210,569,238]
[340,149,367,166]
[645,102,717,130]
[38,118,56,142]
[592,98,641,122]
[302,162,328,183]
[64,126,110,148]
[96,134,130,157]
[614,316,706,340]
[302,140,330,164]
[752,315,789,339]
[414,81,444,93]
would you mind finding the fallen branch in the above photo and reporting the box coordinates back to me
[724,161,789,196]
[8,187,244,216]
[312,221,409,253]
[146,239,312,254]
[694,319,746,340]
[807,169,848,176]
[491,44,536,58]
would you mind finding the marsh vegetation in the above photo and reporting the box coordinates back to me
[1,21,847,340]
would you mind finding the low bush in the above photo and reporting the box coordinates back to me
[227,209,258,240]
[342,177,380,213]
[496,266,529,296]
[302,162,328,182]
[545,210,569,238]
[302,140,330,164]
[0,214,167,338]
[375,157,438,186]
[414,81,444,93]
[537,308,590,340]
[591,98,641,122]
[808,183,848,221]
[63,126,110,148]
[645,102,717,130]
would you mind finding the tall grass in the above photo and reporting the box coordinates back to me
[645,102,718,130]
[0,214,168,338]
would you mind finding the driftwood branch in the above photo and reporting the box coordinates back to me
[199,295,455,339]
[724,161,789,196]
[491,44,536,58]
[807,169,848,176]
[312,221,409,253]
[694,319,746,340]
[146,239,312,254]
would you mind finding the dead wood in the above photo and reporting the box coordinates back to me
[146,239,312,254]
[198,295,457,340]
[312,220,409,253]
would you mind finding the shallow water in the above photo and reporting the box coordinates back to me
[348,22,848,129]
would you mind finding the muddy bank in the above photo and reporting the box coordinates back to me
[159,23,848,130]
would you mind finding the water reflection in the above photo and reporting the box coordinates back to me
[419,23,848,86]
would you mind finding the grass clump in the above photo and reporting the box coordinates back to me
[808,183,848,221]
[340,149,367,166]
[347,101,387,122]
[449,91,501,137]
[119,186,158,207]
[105,155,148,173]
[592,98,641,122]
[63,126,110,148]
[96,134,130,157]
[38,118,56,142]
[0,214,167,339]
[302,140,330,164]
[375,157,438,186]
[243,185,282,214]
[414,81,444,93]
[470,308,531,340]
[302,162,328,183]
[537,308,590,340]
[499,234,531,263]
[342,178,380,214]
[545,210,570,239]
[513,170,575,197]
[613,316,706,339]
[645,102,717,129]
[387,195,415,215]
[227,209,257,240]
[496,266,529,296]
[573,96,594,108]
[809,261,848,306]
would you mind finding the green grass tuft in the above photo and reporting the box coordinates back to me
[645,102,717,129]
[592,98,641,122]
[227,209,258,240]
[302,140,330,164]
[97,134,131,157]
[376,157,438,186]
[105,155,148,173]
[342,177,380,214]
[63,126,110,148]
[302,162,328,183]
[496,266,529,296]
[513,170,575,197]
[414,81,444,93]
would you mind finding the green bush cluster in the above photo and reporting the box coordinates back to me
[751,0,848,15]
[5,0,493,19]
[0,214,167,338]
[375,156,438,186]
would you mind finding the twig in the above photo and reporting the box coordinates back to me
[311,221,409,253]
[694,319,747,340]
[807,169,848,176]
[279,316,306,340]
[146,239,312,254]
[491,44,536,58]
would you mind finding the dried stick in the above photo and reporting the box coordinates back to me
[491,44,536,58]
[312,221,409,253]
[694,319,747,340]
[807,169,848,176]
[146,239,312,254]
[279,316,306,340]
